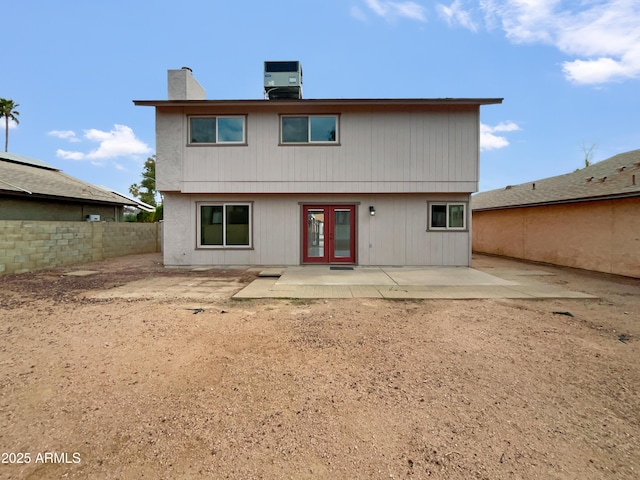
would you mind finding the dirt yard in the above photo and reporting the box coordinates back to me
[0,253,638,479]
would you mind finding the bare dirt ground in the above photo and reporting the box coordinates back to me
[0,253,638,480]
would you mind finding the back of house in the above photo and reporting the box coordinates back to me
[135,66,501,267]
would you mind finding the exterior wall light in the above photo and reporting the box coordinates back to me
[369,206,375,216]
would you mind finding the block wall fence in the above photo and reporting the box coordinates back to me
[472,197,640,279]
[0,221,162,275]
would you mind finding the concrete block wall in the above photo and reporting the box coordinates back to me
[0,221,161,275]
[101,223,161,259]
[472,197,640,279]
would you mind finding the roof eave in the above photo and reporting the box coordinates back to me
[473,190,640,212]
[133,98,504,108]
[1,190,133,207]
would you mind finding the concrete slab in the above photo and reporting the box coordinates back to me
[425,286,536,299]
[63,270,100,277]
[87,276,245,301]
[494,269,557,277]
[375,285,532,300]
[349,285,384,298]
[232,278,278,299]
[382,267,518,286]
[481,269,557,280]
[232,265,598,300]
[506,284,596,299]
[276,266,395,286]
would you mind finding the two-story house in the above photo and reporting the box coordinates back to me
[135,67,501,267]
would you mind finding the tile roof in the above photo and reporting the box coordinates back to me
[472,149,640,211]
[0,153,134,206]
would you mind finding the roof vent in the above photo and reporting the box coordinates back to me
[264,61,302,100]
[598,176,607,183]
[617,166,626,172]
[505,185,513,190]
[586,176,594,182]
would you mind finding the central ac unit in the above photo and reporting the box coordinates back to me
[264,61,302,99]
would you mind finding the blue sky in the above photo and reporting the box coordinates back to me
[3,0,639,195]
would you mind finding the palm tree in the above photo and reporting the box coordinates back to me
[0,98,20,152]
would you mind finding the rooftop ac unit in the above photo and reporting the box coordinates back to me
[264,61,302,100]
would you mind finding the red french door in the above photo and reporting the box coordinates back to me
[302,205,356,264]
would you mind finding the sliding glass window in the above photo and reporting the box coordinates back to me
[199,203,251,248]
[428,203,467,230]
[281,115,338,144]
[189,116,246,144]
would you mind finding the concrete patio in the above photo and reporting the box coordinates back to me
[233,266,598,300]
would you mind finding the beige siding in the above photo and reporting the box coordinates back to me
[0,197,124,222]
[163,193,470,267]
[472,197,640,278]
[157,106,479,194]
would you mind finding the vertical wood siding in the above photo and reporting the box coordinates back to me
[163,193,470,267]
[158,107,479,194]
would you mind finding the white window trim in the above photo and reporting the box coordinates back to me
[188,115,247,145]
[197,202,253,249]
[280,114,339,144]
[428,202,467,231]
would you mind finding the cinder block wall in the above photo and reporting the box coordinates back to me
[101,223,161,258]
[0,221,161,275]
[472,197,640,278]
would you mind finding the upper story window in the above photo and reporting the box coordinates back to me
[189,116,246,144]
[281,115,338,144]
[428,203,467,230]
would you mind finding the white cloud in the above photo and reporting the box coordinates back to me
[56,124,151,162]
[479,0,640,84]
[480,121,520,150]
[56,149,85,160]
[562,57,632,85]
[48,130,80,142]
[363,0,427,22]
[437,0,478,31]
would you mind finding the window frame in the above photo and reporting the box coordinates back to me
[427,202,467,231]
[279,114,340,145]
[188,115,247,145]
[197,202,253,249]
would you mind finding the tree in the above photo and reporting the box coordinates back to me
[581,143,597,168]
[0,98,20,152]
[129,156,162,222]
[129,156,159,206]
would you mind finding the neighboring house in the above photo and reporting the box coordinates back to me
[472,149,640,278]
[0,152,148,221]
[134,68,501,267]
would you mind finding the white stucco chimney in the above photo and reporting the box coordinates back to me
[168,67,205,100]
